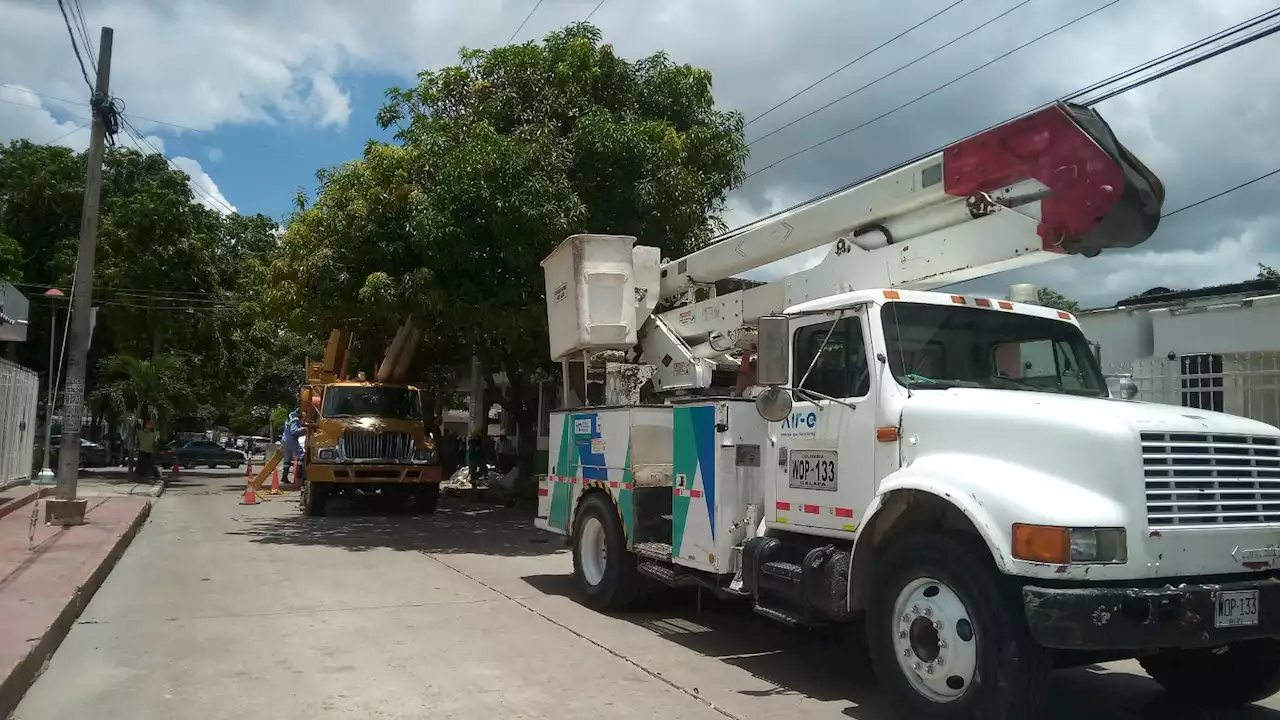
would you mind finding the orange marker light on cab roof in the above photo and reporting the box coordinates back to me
[951,295,966,304]
[1057,310,1073,320]
[1012,524,1070,564]
[975,298,992,308]
[883,290,901,299]
[997,300,1013,310]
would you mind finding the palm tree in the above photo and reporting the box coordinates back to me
[91,352,195,436]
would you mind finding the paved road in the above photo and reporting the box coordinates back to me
[12,467,1280,719]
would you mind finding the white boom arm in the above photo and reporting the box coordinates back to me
[644,102,1163,391]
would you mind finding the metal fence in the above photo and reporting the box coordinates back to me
[0,358,38,487]
[1124,351,1280,428]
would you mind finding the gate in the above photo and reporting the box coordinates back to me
[0,358,39,487]
[1127,351,1280,428]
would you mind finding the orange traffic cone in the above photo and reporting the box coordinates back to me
[172,460,180,476]
[245,455,254,478]
[267,465,281,495]
[239,478,260,505]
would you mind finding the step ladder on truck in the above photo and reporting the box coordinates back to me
[533,101,1280,718]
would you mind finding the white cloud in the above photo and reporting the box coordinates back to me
[171,156,237,215]
[207,147,224,162]
[2,0,1278,304]
[0,84,234,214]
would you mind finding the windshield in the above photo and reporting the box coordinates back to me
[321,386,423,420]
[880,302,1106,397]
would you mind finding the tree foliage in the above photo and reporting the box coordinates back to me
[1034,287,1082,313]
[274,23,749,470]
[1259,263,1279,283]
[0,139,308,436]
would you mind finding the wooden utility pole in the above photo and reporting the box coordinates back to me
[48,26,113,526]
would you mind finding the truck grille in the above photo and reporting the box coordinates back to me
[339,430,415,462]
[1143,432,1280,527]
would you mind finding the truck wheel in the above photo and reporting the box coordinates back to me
[572,493,640,611]
[301,482,328,517]
[1140,639,1280,705]
[413,486,440,515]
[868,532,1051,719]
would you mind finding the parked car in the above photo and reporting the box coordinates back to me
[157,440,246,469]
[36,436,110,468]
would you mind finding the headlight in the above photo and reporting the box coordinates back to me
[413,446,438,464]
[316,447,340,461]
[1013,524,1127,565]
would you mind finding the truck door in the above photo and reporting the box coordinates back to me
[774,308,876,534]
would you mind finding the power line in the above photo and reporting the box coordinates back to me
[748,0,1034,148]
[506,0,547,45]
[0,85,211,134]
[1165,166,1280,218]
[41,121,89,146]
[55,0,94,92]
[119,114,237,214]
[744,0,1121,181]
[69,0,97,71]
[744,0,969,129]
[583,0,606,21]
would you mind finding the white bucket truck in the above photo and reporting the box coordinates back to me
[534,102,1280,718]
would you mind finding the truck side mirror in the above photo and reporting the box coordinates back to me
[755,316,790,386]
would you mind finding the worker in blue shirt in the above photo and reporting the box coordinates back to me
[280,408,304,487]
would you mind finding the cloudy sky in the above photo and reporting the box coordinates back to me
[2,0,1278,309]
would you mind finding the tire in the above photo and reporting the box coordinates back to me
[301,482,329,517]
[413,486,440,515]
[78,453,87,468]
[867,531,1052,720]
[183,463,196,470]
[571,492,640,612]
[1140,638,1280,706]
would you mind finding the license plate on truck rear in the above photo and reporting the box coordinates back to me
[1214,590,1260,628]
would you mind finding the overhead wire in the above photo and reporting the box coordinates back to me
[743,4,1280,209]
[583,0,608,22]
[1164,166,1280,218]
[506,0,547,44]
[119,114,237,214]
[69,0,97,71]
[40,121,90,146]
[748,0,1035,148]
[55,0,94,92]
[744,0,1122,181]
[1,86,214,135]
[744,0,970,129]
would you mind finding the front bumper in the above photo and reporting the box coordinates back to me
[1024,575,1280,651]
[307,462,442,485]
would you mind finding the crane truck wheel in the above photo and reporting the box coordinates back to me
[1139,639,1280,706]
[572,492,640,611]
[301,481,329,517]
[413,486,440,515]
[868,531,1051,719]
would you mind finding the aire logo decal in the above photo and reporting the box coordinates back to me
[780,411,818,436]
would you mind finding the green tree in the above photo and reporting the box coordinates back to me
[1034,287,1081,314]
[90,352,195,435]
[367,22,745,476]
[1259,263,1279,282]
[0,139,301,437]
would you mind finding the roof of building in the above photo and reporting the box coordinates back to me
[1082,278,1280,314]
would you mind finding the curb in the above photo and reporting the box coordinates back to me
[0,486,53,522]
[0,499,153,720]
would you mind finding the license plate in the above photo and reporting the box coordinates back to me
[788,450,838,491]
[1214,589,1260,628]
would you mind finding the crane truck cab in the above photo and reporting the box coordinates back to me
[533,101,1280,719]
[296,321,442,516]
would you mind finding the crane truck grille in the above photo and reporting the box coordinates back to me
[339,430,415,462]
[1143,432,1280,527]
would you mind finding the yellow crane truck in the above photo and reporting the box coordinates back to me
[283,319,443,516]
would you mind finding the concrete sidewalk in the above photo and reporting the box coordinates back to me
[0,484,156,719]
